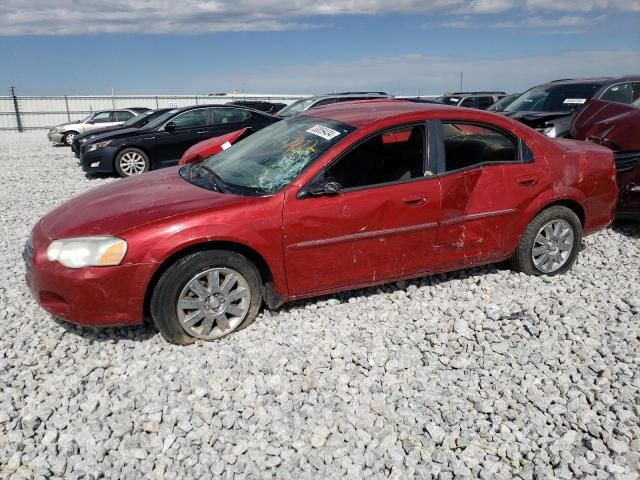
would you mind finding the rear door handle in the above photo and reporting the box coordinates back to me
[630,186,640,193]
[403,195,428,206]
[517,176,539,186]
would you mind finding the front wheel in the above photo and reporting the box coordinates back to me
[115,148,150,177]
[511,206,582,276]
[150,250,263,344]
[62,131,78,146]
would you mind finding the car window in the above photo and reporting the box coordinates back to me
[116,111,135,122]
[92,111,114,123]
[324,125,425,190]
[459,97,475,108]
[213,109,251,125]
[312,98,338,108]
[477,97,495,109]
[505,83,602,112]
[599,82,637,104]
[171,109,209,128]
[440,122,518,172]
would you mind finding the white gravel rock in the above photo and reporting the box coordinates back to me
[1,132,639,478]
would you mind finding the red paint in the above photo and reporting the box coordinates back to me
[179,127,253,165]
[570,99,640,217]
[26,101,618,327]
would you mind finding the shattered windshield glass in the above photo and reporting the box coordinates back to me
[203,116,356,195]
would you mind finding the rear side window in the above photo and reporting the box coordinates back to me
[213,109,251,124]
[440,122,518,172]
[477,97,495,109]
[116,111,134,121]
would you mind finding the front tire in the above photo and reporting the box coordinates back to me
[511,206,582,276]
[62,131,78,146]
[115,148,150,177]
[150,250,263,344]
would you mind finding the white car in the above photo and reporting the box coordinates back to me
[47,108,148,146]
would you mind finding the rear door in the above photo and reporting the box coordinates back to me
[433,120,546,267]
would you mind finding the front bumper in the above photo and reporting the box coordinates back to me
[80,147,117,174]
[24,224,154,327]
[47,131,64,144]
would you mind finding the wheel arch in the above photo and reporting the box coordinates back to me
[143,240,282,321]
[535,198,585,227]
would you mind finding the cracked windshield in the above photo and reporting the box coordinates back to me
[204,116,356,194]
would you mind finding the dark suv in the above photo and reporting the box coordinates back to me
[502,76,640,138]
[79,105,279,177]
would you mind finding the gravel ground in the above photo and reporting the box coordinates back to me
[1,131,639,480]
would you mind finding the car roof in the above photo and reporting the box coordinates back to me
[303,99,457,127]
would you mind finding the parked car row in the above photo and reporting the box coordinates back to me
[29,99,622,344]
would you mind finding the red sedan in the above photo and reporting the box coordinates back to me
[25,101,617,344]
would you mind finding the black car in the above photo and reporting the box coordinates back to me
[80,105,279,177]
[226,100,287,114]
[502,76,640,137]
[72,108,173,157]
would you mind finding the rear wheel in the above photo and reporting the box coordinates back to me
[150,250,262,344]
[511,206,582,276]
[62,131,78,146]
[115,148,150,177]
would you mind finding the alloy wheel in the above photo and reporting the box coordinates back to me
[531,219,575,274]
[176,267,251,340]
[119,151,147,176]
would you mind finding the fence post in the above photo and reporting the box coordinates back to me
[64,95,71,122]
[195,96,198,105]
[155,96,159,109]
[10,86,23,132]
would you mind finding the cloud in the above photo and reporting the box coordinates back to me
[0,0,638,35]
[175,49,640,95]
[427,13,607,31]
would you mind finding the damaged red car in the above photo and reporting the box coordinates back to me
[25,101,617,344]
[570,94,640,220]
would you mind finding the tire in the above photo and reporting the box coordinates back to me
[510,206,582,276]
[150,250,263,344]
[114,148,150,177]
[62,131,78,146]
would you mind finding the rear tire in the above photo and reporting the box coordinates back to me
[150,250,263,345]
[115,148,150,177]
[510,206,582,276]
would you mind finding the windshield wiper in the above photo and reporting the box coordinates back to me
[190,162,228,193]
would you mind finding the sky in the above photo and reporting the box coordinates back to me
[0,0,639,96]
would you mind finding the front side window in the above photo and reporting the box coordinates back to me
[92,111,114,123]
[440,122,518,172]
[276,98,316,117]
[459,97,475,108]
[323,125,426,190]
[599,82,637,104]
[477,97,495,109]
[171,109,209,128]
[197,116,356,194]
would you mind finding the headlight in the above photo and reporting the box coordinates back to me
[46,237,127,269]
[542,125,557,138]
[50,127,59,133]
[86,140,112,152]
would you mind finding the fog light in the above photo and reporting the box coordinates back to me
[91,162,100,168]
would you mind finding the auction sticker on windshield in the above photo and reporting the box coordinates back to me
[307,125,341,141]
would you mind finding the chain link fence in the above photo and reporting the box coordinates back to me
[0,93,308,131]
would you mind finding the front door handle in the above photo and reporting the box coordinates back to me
[630,185,640,193]
[403,195,428,206]
[196,130,207,134]
[517,176,539,186]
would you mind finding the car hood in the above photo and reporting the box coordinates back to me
[86,127,150,143]
[76,125,125,142]
[570,99,640,151]
[502,111,572,128]
[39,167,249,239]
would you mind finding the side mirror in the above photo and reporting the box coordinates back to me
[306,180,341,197]
[164,121,176,132]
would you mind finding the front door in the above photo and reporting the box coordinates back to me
[283,124,442,297]
[153,108,212,165]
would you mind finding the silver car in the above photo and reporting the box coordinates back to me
[47,109,147,146]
